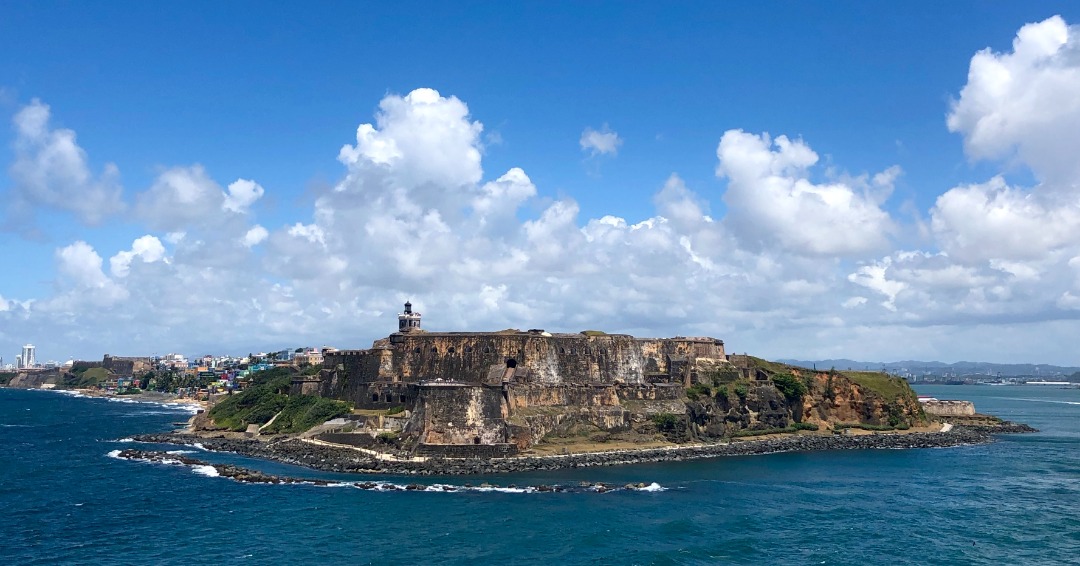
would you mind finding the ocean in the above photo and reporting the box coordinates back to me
[1,385,1077,565]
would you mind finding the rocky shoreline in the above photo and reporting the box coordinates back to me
[132,423,1036,476]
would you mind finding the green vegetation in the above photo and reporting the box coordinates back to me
[0,372,15,386]
[746,356,794,374]
[386,405,406,416]
[841,371,910,401]
[771,372,808,402]
[731,422,818,437]
[261,395,352,434]
[60,367,111,389]
[685,383,711,401]
[835,422,910,432]
[209,367,351,433]
[651,412,680,432]
[580,330,607,336]
[732,382,749,399]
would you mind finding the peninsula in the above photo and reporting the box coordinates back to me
[126,302,1034,475]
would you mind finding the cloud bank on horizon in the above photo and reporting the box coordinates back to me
[4,16,1080,364]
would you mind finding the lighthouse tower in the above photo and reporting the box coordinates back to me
[398,301,422,333]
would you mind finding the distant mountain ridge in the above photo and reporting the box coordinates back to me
[776,359,1080,378]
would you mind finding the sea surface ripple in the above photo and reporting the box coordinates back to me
[1,385,1077,565]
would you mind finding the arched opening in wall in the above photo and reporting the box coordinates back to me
[384,393,392,403]
[559,348,566,354]
[431,347,438,353]
[465,346,473,353]
[505,359,517,369]
[413,347,421,354]
[448,347,455,354]
[473,436,481,445]
[399,395,407,403]
[483,347,491,354]
[372,393,379,402]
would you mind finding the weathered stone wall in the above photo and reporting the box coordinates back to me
[415,443,518,458]
[407,384,509,445]
[922,400,976,417]
[315,432,377,448]
[313,330,728,449]
[324,332,726,387]
[291,379,322,396]
[103,355,150,377]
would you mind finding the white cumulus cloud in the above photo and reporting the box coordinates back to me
[222,179,265,213]
[948,15,1080,185]
[580,124,623,156]
[717,130,896,256]
[8,99,124,225]
[242,225,269,248]
[110,235,167,277]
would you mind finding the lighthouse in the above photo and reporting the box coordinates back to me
[398,301,422,332]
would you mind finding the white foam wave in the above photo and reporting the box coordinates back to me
[192,443,207,451]
[470,485,535,493]
[166,450,194,455]
[52,390,91,398]
[117,437,135,443]
[0,424,31,428]
[320,481,664,494]
[171,403,202,414]
[106,449,122,459]
[192,465,220,477]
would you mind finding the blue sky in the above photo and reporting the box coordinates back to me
[3,2,1080,364]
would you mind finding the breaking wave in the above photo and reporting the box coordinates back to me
[192,465,220,477]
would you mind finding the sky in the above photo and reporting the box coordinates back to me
[3,2,1080,365]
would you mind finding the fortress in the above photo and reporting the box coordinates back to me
[299,302,733,455]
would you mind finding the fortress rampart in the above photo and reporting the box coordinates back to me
[300,303,729,456]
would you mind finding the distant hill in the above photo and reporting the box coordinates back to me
[776,359,1080,379]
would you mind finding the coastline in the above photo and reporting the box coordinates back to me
[7,385,209,413]
[132,423,1036,476]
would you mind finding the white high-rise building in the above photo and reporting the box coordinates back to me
[15,355,23,369]
[21,344,36,369]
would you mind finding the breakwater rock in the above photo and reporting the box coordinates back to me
[131,426,1024,476]
[110,449,662,492]
[957,421,1039,434]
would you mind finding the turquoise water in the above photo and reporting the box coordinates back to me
[1,385,1078,565]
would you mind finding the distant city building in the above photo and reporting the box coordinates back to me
[21,344,36,368]
[15,355,22,369]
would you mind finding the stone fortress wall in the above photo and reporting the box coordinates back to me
[306,303,730,455]
[921,399,976,417]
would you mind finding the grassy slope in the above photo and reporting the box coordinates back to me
[209,368,352,433]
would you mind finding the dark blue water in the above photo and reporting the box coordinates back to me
[2,385,1078,565]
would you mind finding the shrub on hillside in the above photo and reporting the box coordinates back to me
[771,372,808,402]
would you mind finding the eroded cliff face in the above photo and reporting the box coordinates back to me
[4,370,60,389]
[682,369,927,441]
